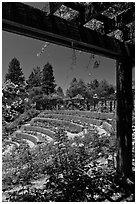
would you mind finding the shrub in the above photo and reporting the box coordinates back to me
[4,109,40,137]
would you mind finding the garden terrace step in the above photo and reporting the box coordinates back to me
[30,117,83,133]
[38,114,102,127]
[102,122,114,133]
[15,132,38,145]
[4,141,20,148]
[41,110,115,120]
[22,130,46,143]
[22,124,55,140]
[22,139,36,148]
[22,124,85,141]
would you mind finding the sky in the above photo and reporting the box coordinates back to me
[2,2,134,93]
[2,30,117,92]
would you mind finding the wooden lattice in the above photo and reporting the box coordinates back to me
[2,2,135,61]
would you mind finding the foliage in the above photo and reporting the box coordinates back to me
[26,67,42,89]
[5,57,25,85]
[56,86,64,98]
[42,62,56,95]
[66,78,115,100]
[28,86,43,101]
[2,115,9,141]
[3,127,134,202]
[66,78,87,98]
[87,79,99,90]
[3,141,34,187]
[3,109,40,136]
[2,80,27,121]
[96,80,115,98]
[66,77,78,98]
[33,117,82,133]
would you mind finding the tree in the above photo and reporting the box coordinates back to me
[66,78,88,98]
[56,86,64,98]
[88,79,99,90]
[5,58,25,85]
[2,80,27,121]
[26,67,42,89]
[96,79,115,98]
[42,62,56,95]
[66,78,79,98]
[70,77,77,85]
[77,79,87,98]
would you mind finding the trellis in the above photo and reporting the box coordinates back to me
[2,2,135,178]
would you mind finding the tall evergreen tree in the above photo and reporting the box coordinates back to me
[66,78,78,98]
[56,86,64,98]
[5,57,25,85]
[90,79,99,90]
[96,79,114,97]
[66,78,87,98]
[26,66,42,89]
[77,79,87,98]
[42,62,56,95]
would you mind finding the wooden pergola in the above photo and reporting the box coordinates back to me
[2,2,135,178]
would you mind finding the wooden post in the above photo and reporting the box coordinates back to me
[110,100,112,112]
[93,99,96,110]
[114,100,116,110]
[116,57,133,178]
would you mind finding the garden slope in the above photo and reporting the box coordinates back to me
[11,110,115,148]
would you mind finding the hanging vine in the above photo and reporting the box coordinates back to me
[71,42,77,70]
[86,54,100,76]
[37,42,50,57]
[86,53,95,70]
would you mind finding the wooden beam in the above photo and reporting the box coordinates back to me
[86,6,135,42]
[2,2,134,61]
[90,4,135,29]
[63,2,135,42]
[116,56,133,178]
[64,2,84,13]
[91,6,135,34]
[49,2,63,15]
[64,2,114,25]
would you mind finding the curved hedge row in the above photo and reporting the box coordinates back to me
[15,132,38,145]
[30,117,83,133]
[102,122,114,133]
[40,110,115,120]
[22,125,55,140]
[38,114,102,126]
[4,141,19,148]
[13,110,115,148]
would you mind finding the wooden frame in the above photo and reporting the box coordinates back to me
[2,2,135,177]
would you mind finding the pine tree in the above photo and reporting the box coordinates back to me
[5,58,25,85]
[42,62,56,95]
[66,78,87,98]
[26,66,42,89]
[66,78,78,98]
[56,86,64,98]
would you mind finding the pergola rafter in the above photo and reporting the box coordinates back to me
[63,2,115,25]
[2,2,134,60]
[49,2,63,15]
[49,2,135,43]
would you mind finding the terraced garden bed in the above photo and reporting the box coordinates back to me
[38,114,102,126]
[15,132,38,145]
[31,117,83,134]
[40,110,115,120]
[22,125,55,140]
[22,130,46,143]
[3,141,19,149]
